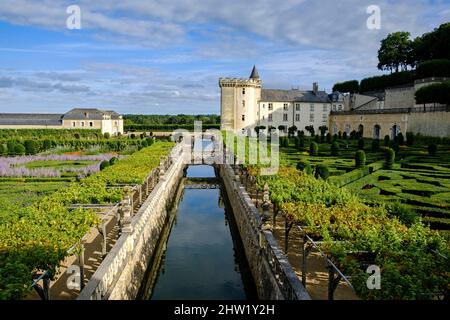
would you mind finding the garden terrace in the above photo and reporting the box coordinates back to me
[0,141,174,299]
[242,166,449,300]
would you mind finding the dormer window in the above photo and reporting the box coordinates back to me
[84,112,89,118]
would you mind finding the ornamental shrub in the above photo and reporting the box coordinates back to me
[0,144,7,155]
[100,160,110,171]
[109,157,119,166]
[326,133,332,144]
[315,164,330,180]
[406,132,414,146]
[395,132,405,145]
[384,148,395,169]
[358,138,365,150]
[146,137,154,146]
[331,141,340,156]
[104,132,110,139]
[371,139,380,152]
[386,202,420,227]
[309,142,319,156]
[296,161,313,175]
[24,140,38,155]
[141,139,148,148]
[384,135,390,147]
[355,150,366,168]
[13,143,26,155]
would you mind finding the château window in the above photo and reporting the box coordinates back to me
[295,104,300,111]
[72,122,76,127]
[268,103,273,110]
[310,104,315,112]
[242,100,245,108]
[295,114,300,121]
[242,88,245,95]
[283,103,288,110]
[90,122,93,127]
[310,114,314,122]
[283,114,288,121]
[268,114,273,122]
[81,122,85,127]
[242,115,245,121]
[323,104,328,111]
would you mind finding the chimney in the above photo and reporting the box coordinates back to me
[313,82,319,95]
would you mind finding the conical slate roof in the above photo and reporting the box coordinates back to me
[249,65,260,79]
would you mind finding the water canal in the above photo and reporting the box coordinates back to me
[138,164,257,300]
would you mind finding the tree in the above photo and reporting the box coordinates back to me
[305,125,315,137]
[332,80,360,93]
[413,22,450,63]
[378,32,413,73]
[288,126,297,137]
[24,140,38,155]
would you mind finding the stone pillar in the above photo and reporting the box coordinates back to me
[262,183,271,224]
[119,187,133,234]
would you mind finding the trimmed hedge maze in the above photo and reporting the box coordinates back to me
[347,151,450,233]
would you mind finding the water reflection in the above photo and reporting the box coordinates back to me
[140,165,257,300]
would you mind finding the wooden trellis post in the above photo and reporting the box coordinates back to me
[119,187,133,234]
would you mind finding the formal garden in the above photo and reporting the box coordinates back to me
[225,129,450,299]
[0,128,175,299]
[277,130,450,239]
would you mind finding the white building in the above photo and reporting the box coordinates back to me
[219,66,332,135]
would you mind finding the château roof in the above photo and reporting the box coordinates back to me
[63,108,122,120]
[261,89,330,103]
[0,113,63,126]
[249,65,260,79]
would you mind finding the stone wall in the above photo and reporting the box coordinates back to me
[408,111,450,138]
[220,163,310,300]
[77,143,184,300]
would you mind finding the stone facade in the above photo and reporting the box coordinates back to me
[329,77,450,138]
[0,108,124,135]
[219,67,331,135]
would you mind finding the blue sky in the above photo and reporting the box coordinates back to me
[0,0,449,115]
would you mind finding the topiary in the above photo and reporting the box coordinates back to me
[384,148,395,169]
[396,132,405,145]
[315,164,330,180]
[104,132,110,139]
[331,141,340,156]
[384,135,390,147]
[357,138,365,150]
[309,142,319,156]
[141,139,148,148]
[42,139,52,151]
[0,144,7,156]
[147,137,154,146]
[13,143,26,155]
[428,143,437,156]
[326,133,332,144]
[406,132,414,146]
[371,139,380,152]
[109,157,119,166]
[100,160,110,171]
[297,161,313,175]
[24,140,38,155]
[355,150,366,168]
[342,131,348,140]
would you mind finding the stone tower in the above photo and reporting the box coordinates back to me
[219,66,262,133]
